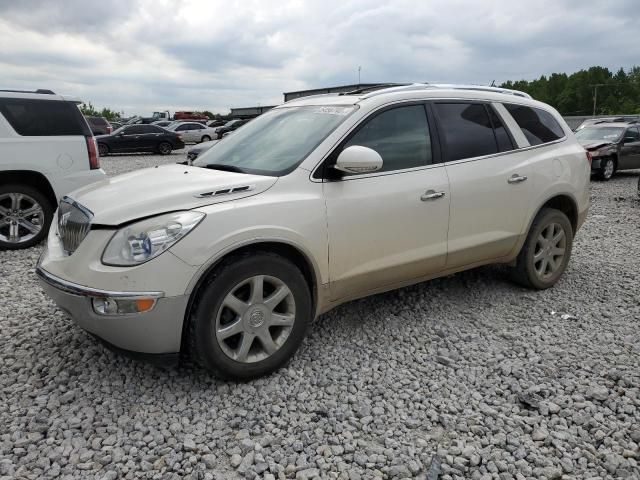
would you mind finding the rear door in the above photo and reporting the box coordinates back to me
[433,101,532,268]
[620,127,640,169]
[323,103,450,300]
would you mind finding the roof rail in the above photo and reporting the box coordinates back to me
[360,83,532,99]
[0,88,56,95]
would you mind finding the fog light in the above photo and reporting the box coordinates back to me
[92,297,158,315]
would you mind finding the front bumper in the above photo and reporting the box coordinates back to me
[37,265,188,354]
[590,157,603,171]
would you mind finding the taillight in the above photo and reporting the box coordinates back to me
[107,126,113,134]
[86,136,100,169]
[585,151,593,166]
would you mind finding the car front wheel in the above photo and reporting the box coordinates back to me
[596,157,615,181]
[189,252,312,380]
[510,208,573,289]
[0,184,53,250]
[201,135,211,143]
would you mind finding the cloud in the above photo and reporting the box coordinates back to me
[0,0,639,115]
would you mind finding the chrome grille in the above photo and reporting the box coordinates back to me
[57,197,93,254]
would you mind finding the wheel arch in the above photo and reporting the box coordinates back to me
[537,194,579,234]
[180,240,320,353]
[0,170,57,208]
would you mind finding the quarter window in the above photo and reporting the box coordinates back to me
[343,105,432,172]
[504,104,564,145]
[433,103,499,161]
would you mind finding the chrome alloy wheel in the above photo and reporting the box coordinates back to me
[215,275,296,363]
[603,158,615,179]
[533,222,566,280]
[0,193,45,244]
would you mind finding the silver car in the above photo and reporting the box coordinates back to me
[166,122,218,144]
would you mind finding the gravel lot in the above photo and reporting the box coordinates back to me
[1,151,639,480]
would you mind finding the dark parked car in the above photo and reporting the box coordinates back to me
[85,116,112,135]
[184,139,219,163]
[575,120,640,180]
[206,119,226,128]
[214,119,247,139]
[96,124,185,156]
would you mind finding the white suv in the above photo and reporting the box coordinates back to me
[0,89,106,249]
[36,84,590,379]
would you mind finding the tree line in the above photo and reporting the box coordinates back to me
[500,66,640,116]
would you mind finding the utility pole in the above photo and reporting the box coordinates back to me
[591,83,624,117]
[358,66,361,85]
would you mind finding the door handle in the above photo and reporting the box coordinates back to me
[421,190,446,201]
[508,174,528,184]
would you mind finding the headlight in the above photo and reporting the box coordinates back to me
[102,211,204,266]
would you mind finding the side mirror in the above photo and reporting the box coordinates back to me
[623,136,635,144]
[117,131,125,136]
[334,145,383,174]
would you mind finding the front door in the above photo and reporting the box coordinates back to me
[324,104,450,301]
[620,126,640,170]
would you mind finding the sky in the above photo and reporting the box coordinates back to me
[1,0,639,116]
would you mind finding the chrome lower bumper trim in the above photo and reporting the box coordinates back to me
[35,266,164,299]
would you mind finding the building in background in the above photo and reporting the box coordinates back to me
[229,105,277,119]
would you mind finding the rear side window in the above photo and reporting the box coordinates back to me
[433,103,499,161]
[504,104,565,145]
[0,99,89,136]
[344,104,432,172]
[487,107,514,152]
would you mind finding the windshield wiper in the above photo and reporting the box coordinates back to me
[204,164,247,174]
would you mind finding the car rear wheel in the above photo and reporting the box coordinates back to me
[188,252,312,380]
[201,135,211,143]
[510,208,573,289]
[157,142,172,155]
[0,184,53,250]
[596,157,615,181]
[98,143,109,157]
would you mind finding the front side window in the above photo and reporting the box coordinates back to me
[625,127,640,141]
[125,125,147,134]
[434,103,499,161]
[343,105,432,172]
[504,104,565,146]
[193,105,356,176]
[0,99,87,136]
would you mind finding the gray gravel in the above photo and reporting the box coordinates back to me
[1,155,639,480]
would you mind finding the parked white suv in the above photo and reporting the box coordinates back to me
[0,89,106,249]
[37,84,590,379]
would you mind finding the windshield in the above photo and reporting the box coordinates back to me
[575,127,624,142]
[193,105,356,175]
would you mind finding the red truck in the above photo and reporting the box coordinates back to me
[173,111,209,121]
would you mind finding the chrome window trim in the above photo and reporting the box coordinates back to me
[309,96,568,183]
[36,265,164,299]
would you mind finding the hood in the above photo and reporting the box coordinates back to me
[66,164,278,225]
[579,140,614,150]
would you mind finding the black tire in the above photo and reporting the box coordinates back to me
[0,184,54,250]
[98,143,109,157]
[595,156,615,181]
[510,208,574,289]
[201,135,211,143]
[158,142,172,155]
[188,251,312,380]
